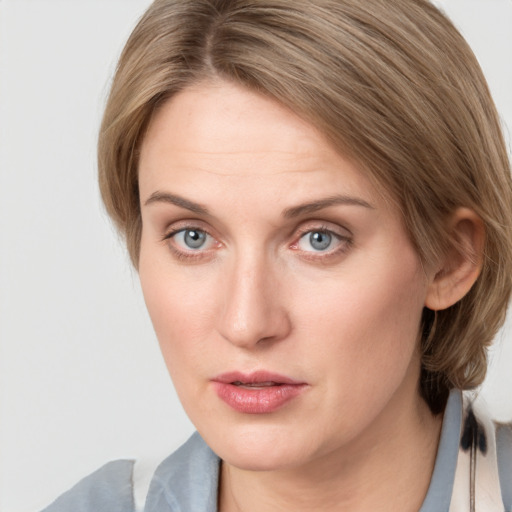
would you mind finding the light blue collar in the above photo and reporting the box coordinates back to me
[145,390,462,512]
[419,389,462,512]
[144,431,220,512]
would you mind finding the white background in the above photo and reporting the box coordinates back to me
[0,1,511,511]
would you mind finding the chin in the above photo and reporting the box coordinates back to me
[222,444,308,472]
[201,422,318,472]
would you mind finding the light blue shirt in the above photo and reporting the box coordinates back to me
[42,390,512,511]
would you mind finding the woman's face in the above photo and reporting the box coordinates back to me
[138,81,432,471]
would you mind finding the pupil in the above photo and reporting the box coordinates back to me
[184,230,206,249]
[310,231,331,251]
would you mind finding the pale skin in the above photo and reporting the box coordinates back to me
[137,81,484,511]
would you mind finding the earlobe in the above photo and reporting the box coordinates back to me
[425,208,485,311]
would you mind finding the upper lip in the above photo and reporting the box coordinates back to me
[212,371,305,386]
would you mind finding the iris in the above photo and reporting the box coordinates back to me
[309,231,332,251]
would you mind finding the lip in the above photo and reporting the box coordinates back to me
[211,371,308,414]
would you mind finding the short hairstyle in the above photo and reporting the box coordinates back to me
[98,0,512,413]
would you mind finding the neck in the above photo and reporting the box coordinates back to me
[219,379,443,512]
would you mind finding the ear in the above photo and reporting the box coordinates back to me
[425,208,485,311]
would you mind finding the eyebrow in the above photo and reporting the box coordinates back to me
[144,191,373,218]
[282,195,374,218]
[144,191,209,215]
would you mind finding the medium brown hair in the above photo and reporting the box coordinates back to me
[98,0,512,412]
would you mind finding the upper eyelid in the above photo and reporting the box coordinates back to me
[294,228,349,248]
[298,229,345,240]
[164,227,215,244]
[162,221,215,238]
[294,221,352,239]
[160,220,352,243]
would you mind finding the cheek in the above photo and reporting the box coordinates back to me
[138,244,219,371]
[295,250,427,386]
[282,254,427,448]
[139,238,232,429]
[139,265,223,422]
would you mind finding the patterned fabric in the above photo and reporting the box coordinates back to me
[450,394,511,511]
[41,390,512,512]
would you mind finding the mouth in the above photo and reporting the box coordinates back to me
[232,381,282,389]
[211,371,308,414]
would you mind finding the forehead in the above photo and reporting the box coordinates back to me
[141,82,341,174]
[138,81,390,213]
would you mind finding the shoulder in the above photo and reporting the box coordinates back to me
[144,431,220,512]
[41,459,135,512]
[40,433,221,512]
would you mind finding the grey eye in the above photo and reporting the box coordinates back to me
[183,229,207,249]
[308,231,332,251]
[167,227,217,256]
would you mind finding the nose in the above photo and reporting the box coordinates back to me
[217,254,292,349]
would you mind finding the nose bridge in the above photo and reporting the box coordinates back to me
[218,247,290,348]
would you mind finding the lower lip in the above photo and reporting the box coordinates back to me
[212,382,307,414]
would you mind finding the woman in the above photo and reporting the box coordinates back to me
[44,0,512,510]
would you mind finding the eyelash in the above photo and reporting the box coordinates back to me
[161,224,352,262]
[291,225,353,261]
[161,227,218,262]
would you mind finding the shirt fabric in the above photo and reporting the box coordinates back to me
[42,390,512,512]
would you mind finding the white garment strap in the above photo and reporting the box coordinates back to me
[450,395,504,512]
[132,457,163,512]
